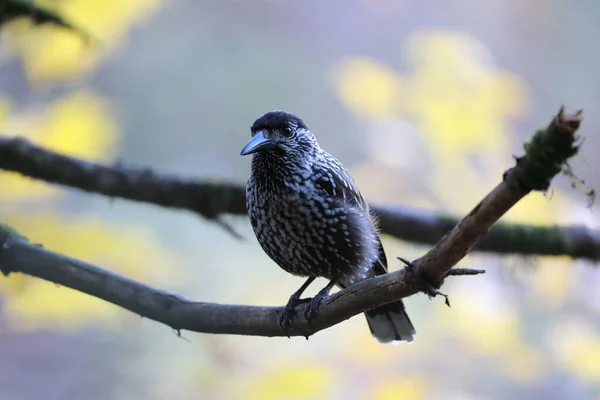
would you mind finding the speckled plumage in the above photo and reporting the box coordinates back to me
[242,110,416,343]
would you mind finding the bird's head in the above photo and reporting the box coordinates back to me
[240,110,318,161]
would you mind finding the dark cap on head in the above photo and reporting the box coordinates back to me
[251,110,309,134]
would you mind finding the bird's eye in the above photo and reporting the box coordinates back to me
[282,126,293,137]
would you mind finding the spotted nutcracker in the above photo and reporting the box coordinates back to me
[241,110,416,343]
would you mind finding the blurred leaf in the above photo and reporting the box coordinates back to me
[497,343,544,382]
[426,156,497,213]
[504,189,570,224]
[332,30,533,219]
[401,31,529,155]
[436,289,522,356]
[2,0,160,82]
[243,362,336,400]
[332,57,404,119]
[0,90,119,201]
[342,313,424,366]
[529,258,574,307]
[370,378,427,400]
[554,319,600,380]
[332,30,530,158]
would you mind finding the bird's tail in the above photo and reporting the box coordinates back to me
[364,299,416,344]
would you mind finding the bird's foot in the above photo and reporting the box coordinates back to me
[304,279,337,323]
[304,292,327,322]
[397,256,451,307]
[279,294,311,336]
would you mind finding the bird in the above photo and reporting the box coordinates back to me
[240,110,416,343]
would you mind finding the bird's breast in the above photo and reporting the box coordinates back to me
[246,180,377,280]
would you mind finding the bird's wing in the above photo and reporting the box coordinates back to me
[315,153,369,211]
[372,239,389,274]
[315,153,389,274]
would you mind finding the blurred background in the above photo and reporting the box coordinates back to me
[0,0,599,399]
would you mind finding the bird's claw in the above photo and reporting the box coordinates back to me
[279,308,294,336]
[304,292,326,322]
[279,277,335,335]
[279,296,311,336]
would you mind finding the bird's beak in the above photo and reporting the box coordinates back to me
[240,131,276,156]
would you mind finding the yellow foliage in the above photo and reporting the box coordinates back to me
[343,319,424,366]
[436,289,521,355]
[369,378,428,400]
[426,157,496,213]
[497,342,544,382]
[0,214,184,332]
[529,258,574,307]
[427,162,569,220]
[0,90,118,201]
[332,58,404,119]
[554,320,600,380]
[330,29,580,394]
[504,189,568,225]
[402,31,529,155]
[434,287,546,380]
[333,30,529,158]
[3,0,160,82]
[501,192,574,308]
[242,362,336,400]
[333,29,535,219]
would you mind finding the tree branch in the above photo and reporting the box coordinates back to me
[376,205,599,260]
[405,107,584,286]
[0,108,585,338]
[0,112,597,260]
[0,228,465,337]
